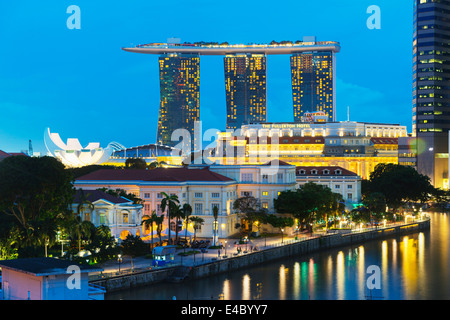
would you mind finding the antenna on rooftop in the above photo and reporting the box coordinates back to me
[347,106,350,122]
[28,140,33,157]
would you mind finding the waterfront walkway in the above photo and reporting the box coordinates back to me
[89,217,429,281]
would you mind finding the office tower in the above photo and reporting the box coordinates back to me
[291,51,335,122]
[224,54,267,130]
[157,53,200,148]
[413,0,450,189]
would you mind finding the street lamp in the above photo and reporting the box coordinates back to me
[245,236,248,252]
[281,229,284,243]
[224,240,227,257]
[117,254,122,273]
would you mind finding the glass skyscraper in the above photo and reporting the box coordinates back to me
[224,54,267,130]
[413,0,450,189]
[157,53,200,148]
[291,51,335,122]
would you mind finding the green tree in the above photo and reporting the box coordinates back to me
[86,225,119,263]
[233,196,268,237]
[264,215,294,241]
[155,214,165,245]
[365,163,436,212]
[160,192,180,245]
[68,215,95,252]
[0,156,74,232]
[125,158,147,169]
[190,216,204,242]
[362,192,387,225]
[121,234,148,269]
[142,211,158,251]
[181,204,193,245]
[275,183,334,232]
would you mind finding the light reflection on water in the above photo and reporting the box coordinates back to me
[106,213,450,300]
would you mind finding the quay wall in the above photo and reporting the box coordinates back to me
[96,219,430,292]
[190,219,430,279]
[92,266,176,292]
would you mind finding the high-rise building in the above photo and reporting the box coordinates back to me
[413,0,450,189]
[224,54,267,130]
[157,53,200,148]
[291,51,335,122]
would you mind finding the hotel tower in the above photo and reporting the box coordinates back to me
[224,54,267,130]
[157,53,200,147]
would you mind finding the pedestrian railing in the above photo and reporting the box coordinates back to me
[90,215,431,279]
[89,263,181,281]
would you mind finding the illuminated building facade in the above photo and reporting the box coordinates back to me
[291,50,336,122]
[413,0,450,189]
[123,39,340,146]
[224,54,267,130]
[212,121,407,180]
[157,54,200,148]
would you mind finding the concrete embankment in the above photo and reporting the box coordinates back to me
[95,219,430,292]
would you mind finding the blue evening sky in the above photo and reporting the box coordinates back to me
[0,1,413,154]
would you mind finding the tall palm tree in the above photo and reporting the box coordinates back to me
[155,214,165,246]
[172,205,184,244]
[36,218,57,257]
[69,215,94,253]
[142,211,158,251]
[190,216,204,242]
[212,205,219,246]
[160,192,179,245]
[182,203,193,243]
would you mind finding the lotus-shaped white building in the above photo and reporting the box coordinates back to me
[44,128,125,167]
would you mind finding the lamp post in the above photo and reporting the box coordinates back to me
[225,240,227,257]
[117,254,122,273]
[245,236,248,252]
[281,229,284,244]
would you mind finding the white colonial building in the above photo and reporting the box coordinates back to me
[295,166,362,208]
[74,163,297,239]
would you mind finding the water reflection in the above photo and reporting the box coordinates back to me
[106,213,450,300]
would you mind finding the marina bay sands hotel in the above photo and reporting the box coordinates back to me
[122,37,341,147]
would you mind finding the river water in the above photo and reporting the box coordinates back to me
[105,212,450,300]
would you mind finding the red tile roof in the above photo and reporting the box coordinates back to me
[76,167,234,182]
[0,150,11,158]
[296,166,358,177]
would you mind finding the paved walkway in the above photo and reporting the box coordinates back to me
[92,218,425,277]
[94,232,315,276]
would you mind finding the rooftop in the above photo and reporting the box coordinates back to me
[0,257,102,276]
[122,41,341,56]
[73,189,132,204]
[296,166,358,177]
[76,167,234,183]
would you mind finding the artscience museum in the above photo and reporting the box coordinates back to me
[44,128,124,167]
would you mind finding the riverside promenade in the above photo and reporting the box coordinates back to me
[90,216,430,292]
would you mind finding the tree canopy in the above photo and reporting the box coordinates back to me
[363,163,442,211]
[0,155,74,231]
